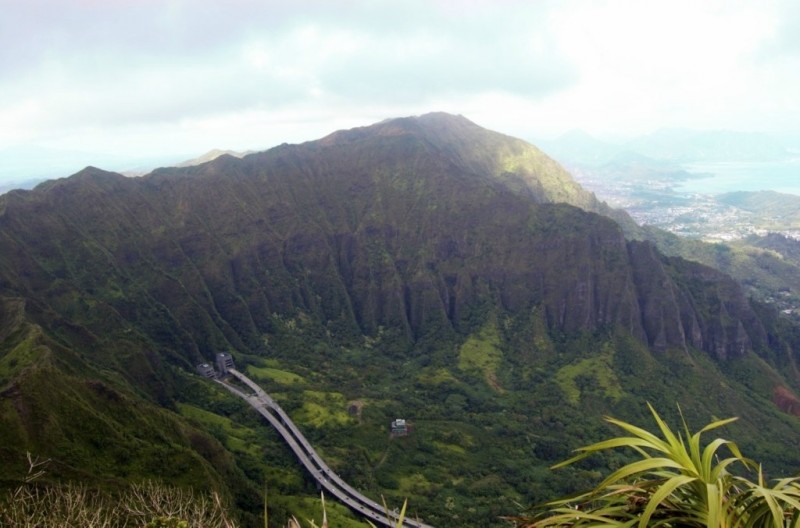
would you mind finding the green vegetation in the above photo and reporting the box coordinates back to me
[516,405,800,527]
[3,304,800,526]
[554,343,622,405]
[1,113,800,527]
[293,390,353,428]
[458,319,503,391]
[247,365,306,386]
[219,327,800,527]
[177,403,262,457]
[644,227,800,320]
[0,320,49,388]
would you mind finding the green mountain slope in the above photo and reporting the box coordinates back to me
[1,113,799,527]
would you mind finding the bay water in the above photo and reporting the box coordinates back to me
[677,158,800,196]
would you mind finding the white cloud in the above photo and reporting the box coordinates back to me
[0,0,799,182]
[536,0,786,135]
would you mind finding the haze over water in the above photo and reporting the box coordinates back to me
[679,159,800,196]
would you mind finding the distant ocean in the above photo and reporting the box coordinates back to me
[677,159,800,196]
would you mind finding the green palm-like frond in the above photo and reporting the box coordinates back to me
[518,405,799,528]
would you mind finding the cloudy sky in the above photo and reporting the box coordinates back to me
[1,0,799,182]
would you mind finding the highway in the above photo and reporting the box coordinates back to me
[216,369,434,528]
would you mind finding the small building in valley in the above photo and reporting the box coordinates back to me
[196,363,217,379]
[391,418,408,437]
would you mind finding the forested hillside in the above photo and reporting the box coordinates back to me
[2,114,799,527]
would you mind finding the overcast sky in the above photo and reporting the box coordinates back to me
[1,0,799,182]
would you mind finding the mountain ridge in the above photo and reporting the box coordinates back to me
[1,112,800,527]
[2,112,797,381]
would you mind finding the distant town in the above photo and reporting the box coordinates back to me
[566,162,800,321]
[568,164,800,242]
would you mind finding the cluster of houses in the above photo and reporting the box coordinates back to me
[196,352,235,379]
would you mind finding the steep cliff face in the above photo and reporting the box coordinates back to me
[625,241,769,359]
[0,114,782,369]
[3,113,800,525]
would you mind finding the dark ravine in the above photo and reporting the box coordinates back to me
[1,113,799,526]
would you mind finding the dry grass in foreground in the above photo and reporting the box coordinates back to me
[1,454,410,528]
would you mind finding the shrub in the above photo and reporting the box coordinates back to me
[513,404,800,527]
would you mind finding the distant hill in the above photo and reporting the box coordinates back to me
[539,128,790,166]
[176,148,254,168]
[626,128,790,163]
[0,145,176,184]
[537,129,621,165]
[2,113,799,527]
[0,178,45,195]
[717,190,800,220]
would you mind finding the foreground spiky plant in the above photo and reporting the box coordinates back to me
[514,404,800,527]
